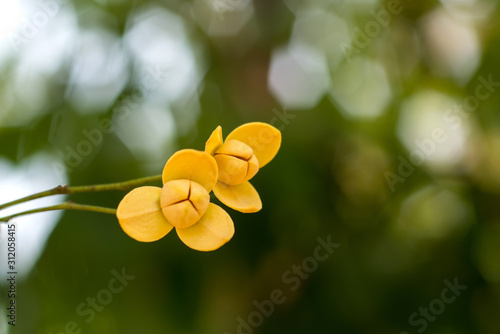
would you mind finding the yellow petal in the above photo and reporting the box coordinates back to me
[226,122,281,168]
[213,181,262,213]
[205,125,223,155]
[189,181,211,215]
[215,140,253,160]
[214,154,248,186]
[176,203,235,251]
[116,186,173,242]
[162,201,201,229]
[214,140,260,185]
[160,179,190,207]
[162,149,218,191]
[245,155,259,182]
[160,180,209,229]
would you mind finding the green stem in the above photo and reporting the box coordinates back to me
[0,202,117,222]
[0,174,162,211]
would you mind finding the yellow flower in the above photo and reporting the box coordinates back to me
[116,149,235,251]
[205,122,281,213]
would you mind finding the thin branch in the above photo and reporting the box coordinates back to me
[0,202,117,222]
[0,174,162,211]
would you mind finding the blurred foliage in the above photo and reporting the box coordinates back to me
[1,0,500,333]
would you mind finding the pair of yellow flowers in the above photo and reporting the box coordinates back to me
[116,122,281,251]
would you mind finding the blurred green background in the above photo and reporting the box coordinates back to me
[1,0,500,333]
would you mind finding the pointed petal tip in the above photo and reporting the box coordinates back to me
[205,125,224,156]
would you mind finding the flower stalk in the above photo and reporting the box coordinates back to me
[0,174,162,212]
[0,202,117,222]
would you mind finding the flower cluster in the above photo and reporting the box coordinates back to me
[116,122,281,251]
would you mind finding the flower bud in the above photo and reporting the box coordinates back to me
[160,179,209,229]
[214,140,259,186]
